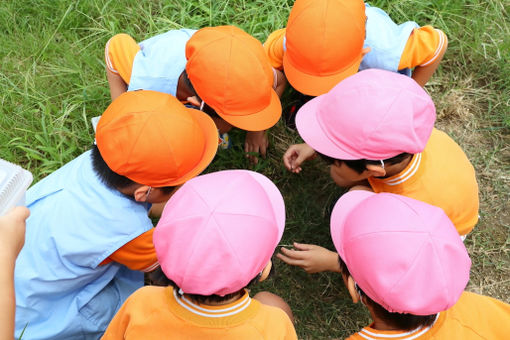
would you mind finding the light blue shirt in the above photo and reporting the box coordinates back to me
[360,4,419,76]
[15,151,153,339]
[128,29,197,95]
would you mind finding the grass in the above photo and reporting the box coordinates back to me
[1,0,508,338]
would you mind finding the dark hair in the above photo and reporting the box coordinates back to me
[182,70,219,118]
[318,152,413,175]
[147,264,274,304]
[91,145,175,194]
[337,256,436,331]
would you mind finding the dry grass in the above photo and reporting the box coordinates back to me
[428,74,510,303]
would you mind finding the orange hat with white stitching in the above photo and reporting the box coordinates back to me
[96,90,218,187]
[186,26,281,131]
[283,0,366,96]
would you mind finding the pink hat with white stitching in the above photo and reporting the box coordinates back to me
[153,170,285,296]
[330,191,471,315]
[296,69,436,160]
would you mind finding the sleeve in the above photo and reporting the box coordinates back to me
[263,28,287,70]
[105,33,141,84]
[398,26,447,70]
[100,228,159,272]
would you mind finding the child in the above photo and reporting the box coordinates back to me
[264,0,447,97]
[102,170,297,339]
[106,25,284,160]
[14,90,219,339]
[329,190,510,339]
[280,69,479,272]
[0,207,29,340]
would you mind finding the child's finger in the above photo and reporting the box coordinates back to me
[259,144,267,158]
[293,242,313,251]
[279,246,307,259]
[276,252,306,267]
[283,152,295,170]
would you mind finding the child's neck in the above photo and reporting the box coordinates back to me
[184,291,244,307]
[381,154,413,178]
[176,72,195,102]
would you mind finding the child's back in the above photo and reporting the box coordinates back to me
[103,170,297,339]
[330,191,510,340]
[103,285,296,340]
[368,128,479,235]
[14,91,219,339]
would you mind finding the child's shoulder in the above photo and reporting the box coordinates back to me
[248,300,297,337]
[126,285,169,305]
[426,128,470,159]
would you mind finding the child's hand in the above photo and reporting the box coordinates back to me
[245,130,269,164]
[0,207,29,261]
[283,143,316,173]
[277,242,340,273]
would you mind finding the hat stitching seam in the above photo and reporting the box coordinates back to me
[123,112,153,183]
[384,235,429,313]
[363,89,405,158]
[176,185,216,293]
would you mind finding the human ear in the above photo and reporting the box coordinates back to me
[365,163,386,177]
[361,47,371,56]
[186,96,201,107]
[133,185,151,202]
[259,261,273,282]
[346,276,361,304]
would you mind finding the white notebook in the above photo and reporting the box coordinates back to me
[0,159,33,216]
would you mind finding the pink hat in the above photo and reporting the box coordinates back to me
[330,191,471,315]
[296,69,436,160]
[153,170,285,296]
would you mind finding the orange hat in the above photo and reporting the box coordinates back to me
[283,0,366,96]
[96,90,218,187]
[185,26,281,131]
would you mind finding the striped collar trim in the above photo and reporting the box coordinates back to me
[381,153,422,186]
[172,289,252,318]
[357,314,439,340]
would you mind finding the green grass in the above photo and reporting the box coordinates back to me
[1,1,509,338]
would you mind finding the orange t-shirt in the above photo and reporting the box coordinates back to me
[105,33,141,83]
[263,27,447,71]
[368,129,479,236]
[347,291,510,339]
[100,228,158,272]
[102,286,297,340]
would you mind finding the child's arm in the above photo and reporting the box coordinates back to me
[0,207,29,340]
[274,68,287,98]
[277,242,341,273]
[399,27,448,87]
[263,28,286,71]
[411,42,447,87]
[245,130,269,164]
[106,68,128,101]
[104,33,140,100]
[100,229,159,273]
[283,143,317,173]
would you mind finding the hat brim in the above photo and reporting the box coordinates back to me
[218,89,282,132]
[283,53,362,97]
[296,96,359,160]
[330,190,376,260]
[167,108,219,186]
